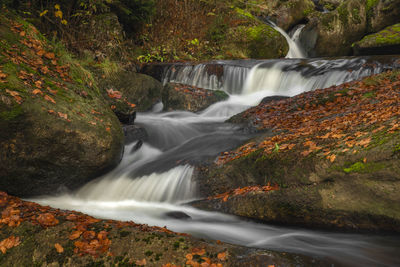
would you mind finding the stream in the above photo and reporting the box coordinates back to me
[30,25,400,266]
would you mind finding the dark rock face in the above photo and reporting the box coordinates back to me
[300,0,400,57]
[163,83,229,112]
[123,124,148,145]
[369,0,400,33]
[259,0,315,31]
[301,0,367,57]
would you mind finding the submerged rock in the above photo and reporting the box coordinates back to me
[163,83,229,112]
[123,124,148,145]
[353,23,400,55]
[0,14,124,197]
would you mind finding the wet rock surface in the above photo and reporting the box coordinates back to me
[163,83,229,112]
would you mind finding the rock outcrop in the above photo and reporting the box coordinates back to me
[353,23,400,55]
[193,70,400,232]
[0,13,124,197]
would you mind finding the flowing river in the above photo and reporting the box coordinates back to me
[30,27,400,266]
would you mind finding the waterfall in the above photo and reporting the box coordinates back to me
[161,62,253,94]
[242,58,385,95]
[159,57,397,96]
[267,21,306,59]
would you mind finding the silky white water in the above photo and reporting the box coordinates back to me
[31,55,400,266]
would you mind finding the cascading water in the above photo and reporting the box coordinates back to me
[31,55,400,266]
[267,20,307,59]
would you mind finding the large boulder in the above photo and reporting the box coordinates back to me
[258,0,316,31]
[300,0,367,56]
[353,23,400,55]
[97,70,164,112]
[223,8,289,59]
[368,0,400,33]
[193,70,400,232]
[163,83,229,112]
[0,13,124,197]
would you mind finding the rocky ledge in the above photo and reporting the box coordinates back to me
[193,70,400,232]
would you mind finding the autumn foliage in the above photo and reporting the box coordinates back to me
[218,71,400,165]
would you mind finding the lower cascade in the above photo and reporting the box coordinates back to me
[31,56,400,267]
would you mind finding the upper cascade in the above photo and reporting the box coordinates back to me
[267,20,307,59]
[157,56,399,97]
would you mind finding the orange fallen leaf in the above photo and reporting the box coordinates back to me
[69,231,82,240]
[135,258,147,266]
[54,243,64,253]
[45,52,55,59]
[32,89,43,95]
[0,236,21,254]
[36,213,59,227]
[217,252,226,261]
[44,95,56,104]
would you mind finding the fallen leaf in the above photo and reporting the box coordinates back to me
[54,243,64,253]
[217,252,227,261]
[0,236,20,254]
[45,52,55,59]
[44,95,56,104]
[57,112,68,120]
[135,258,147,266]
[32,89,43,95]
[69,231,82,240]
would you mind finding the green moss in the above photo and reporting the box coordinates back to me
[366,0,379,14]
[337,4,349,27]
[351,8,361,24]
[343,161,385,173]
[0,105,23,121]
[235,7,254,20]
[362,91,376,98]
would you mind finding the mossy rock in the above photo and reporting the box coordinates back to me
[163,83,229,112]
[257,0,316,31]
[301,0,367,56]
[97,70,164,112]
[353,23,400,55]
[0,12,124,197]
[224,10,288,59]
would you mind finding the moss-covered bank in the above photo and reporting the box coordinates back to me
[0,11,124,197]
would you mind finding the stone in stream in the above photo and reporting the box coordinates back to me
[164,211,192,220]
[97,70,164,113]
[162,83,229,112]
[123,125,148,145]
